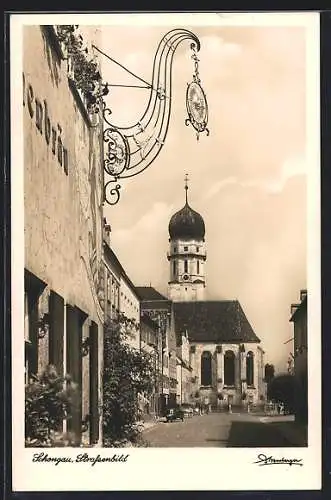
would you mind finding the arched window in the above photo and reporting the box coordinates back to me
[184,260,188,273]
[197,260,200,275]
[201,351,212,386]
[224,350,235,386]
[246,351,254,386]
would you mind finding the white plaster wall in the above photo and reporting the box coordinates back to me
[24,26,104,444]
[168,237,206,302]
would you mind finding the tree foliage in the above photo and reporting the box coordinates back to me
[25,365,79,447]
[264,363,275,400]
[102,314,155,447]
[264,363,275,383]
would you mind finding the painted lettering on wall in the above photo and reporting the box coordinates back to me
[23,72,69,175]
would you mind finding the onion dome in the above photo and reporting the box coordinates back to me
[168,175,205,240]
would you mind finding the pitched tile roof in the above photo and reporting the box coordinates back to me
[135,286,169,302]
[173,301,260,344]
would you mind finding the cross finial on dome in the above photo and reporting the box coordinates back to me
[184,173,189,204]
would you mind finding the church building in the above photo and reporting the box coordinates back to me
[167,177,266,409]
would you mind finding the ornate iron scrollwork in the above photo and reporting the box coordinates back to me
[103,128,129,177]
[100,29,209,205]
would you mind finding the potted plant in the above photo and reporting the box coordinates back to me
[55,25,109,113]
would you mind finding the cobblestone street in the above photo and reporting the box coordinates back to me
[143,412,307,448]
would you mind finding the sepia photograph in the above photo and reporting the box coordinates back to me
[11,11,321,491]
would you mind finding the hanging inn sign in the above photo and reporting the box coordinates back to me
[95,29,209,205]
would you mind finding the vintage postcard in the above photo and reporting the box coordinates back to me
[10,11,321,491]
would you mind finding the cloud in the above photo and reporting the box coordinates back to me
[204,176,237,200]
[199,35,243,59]
[262,156,307,194]
[203,156,307,200]
[110,202,175,287]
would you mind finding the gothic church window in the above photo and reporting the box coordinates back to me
[246,351,254,386]
[224,350,235,386]
[201,351,212,386]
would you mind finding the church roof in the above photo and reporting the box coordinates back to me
[168,202,205,240]
[173,301,260,344]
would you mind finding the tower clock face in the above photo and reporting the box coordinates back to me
[182,273,190,281]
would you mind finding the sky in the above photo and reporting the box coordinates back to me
[97,19,308,373]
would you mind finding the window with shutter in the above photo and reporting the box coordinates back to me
[89,321,99,445]
[49,290,64,377]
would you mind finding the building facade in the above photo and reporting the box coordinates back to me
[168,182,206,302]
[290,289,308,425]
[140,313,161,418]
[24,25,104,446]
[174,302,264,408]
[103,230,140,349]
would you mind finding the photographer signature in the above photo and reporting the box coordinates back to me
[254,453,303,467]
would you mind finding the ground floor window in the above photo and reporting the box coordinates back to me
[89,321,99,445]
[66,304,87,445]
[24,270,47,379]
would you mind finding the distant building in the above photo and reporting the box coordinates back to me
[290,289,308,425]
[173,301,264,407]
[23,25,104,446]
[136,287,178,415]
[166,182,266,409]
[140,313,161,418]
[103,227,120,322]
[176,332,193,405]
[167,178,206,302]
[103,231,140,350]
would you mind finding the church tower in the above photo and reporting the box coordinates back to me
[167,175,206,302]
